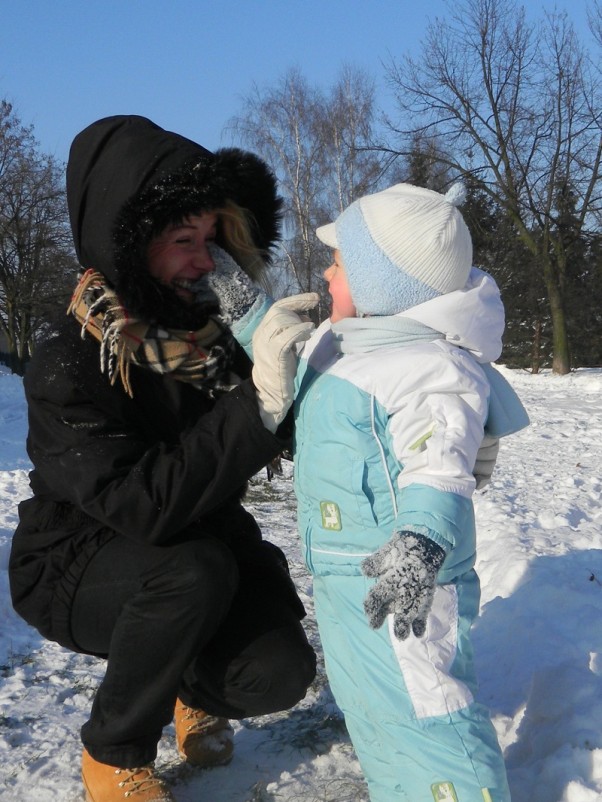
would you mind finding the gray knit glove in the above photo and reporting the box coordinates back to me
[192,243,266,326]
[362,531,446,640]
[474,433,500,490]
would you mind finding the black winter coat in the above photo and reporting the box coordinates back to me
[10,115,297,652]
[9,318,296,651]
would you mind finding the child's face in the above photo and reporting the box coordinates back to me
[324,250,357,322]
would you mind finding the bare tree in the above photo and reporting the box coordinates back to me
[589,0,602,48]
[0,101,76,374]
[384,0,602,373]
[402,134,455,191]
[229,66,388,316]
[322,65,385,213]
[229,68,325,298]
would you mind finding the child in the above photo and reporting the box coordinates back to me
[292,183,528,801]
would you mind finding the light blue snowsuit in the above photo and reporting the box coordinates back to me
[293,269,527,802]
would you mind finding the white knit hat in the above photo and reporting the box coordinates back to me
[316,182,472,315]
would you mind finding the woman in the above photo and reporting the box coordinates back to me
[9,115,317,802]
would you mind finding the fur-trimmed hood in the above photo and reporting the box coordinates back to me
[66,115,282,321]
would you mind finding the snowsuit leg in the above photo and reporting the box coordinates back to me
[313,571,511,802]
[67,535,315,767]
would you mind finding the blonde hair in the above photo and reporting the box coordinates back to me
[217,202,269,290]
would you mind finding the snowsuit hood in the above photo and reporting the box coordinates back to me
[329,268,505,365]
[66,115,282,320]
[398,266,505,363]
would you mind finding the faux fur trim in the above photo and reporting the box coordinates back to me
[112,151,282,326]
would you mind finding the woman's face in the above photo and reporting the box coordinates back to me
[323,249,357,323]
[147,213,218,303]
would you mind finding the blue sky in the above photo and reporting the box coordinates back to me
[1,0,595,165]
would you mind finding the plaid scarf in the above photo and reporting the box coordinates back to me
[68,269,238,397]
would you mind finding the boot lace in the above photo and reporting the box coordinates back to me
[180,704,225,734]
[116,764,170,798]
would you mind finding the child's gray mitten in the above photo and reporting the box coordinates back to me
[192,243,266,326]
[361,531,446,640]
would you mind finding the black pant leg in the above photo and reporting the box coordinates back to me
[180,543,317,719]
[69,535,238,767]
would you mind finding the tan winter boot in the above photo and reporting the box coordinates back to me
[82,748,175,801]
[174,697,234,767]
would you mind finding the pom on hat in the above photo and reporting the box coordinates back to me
[316,182,473,316]
[444,182,467,207]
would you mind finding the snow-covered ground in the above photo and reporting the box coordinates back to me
[0,363,601,801]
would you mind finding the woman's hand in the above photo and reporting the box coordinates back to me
[192,244,266,326]
[251,293,319,432]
